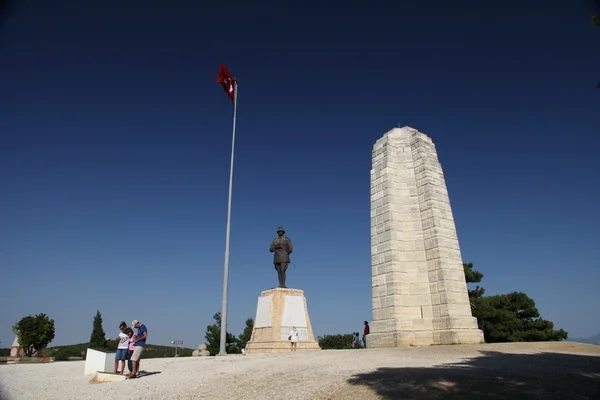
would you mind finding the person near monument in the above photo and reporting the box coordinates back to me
[289,326,299,351]
[124,327,136,373]
[353,332,360,349]
[127,320,147,378]
[114,321,129,374]
[269,226,293,288]
[362,321,370,348]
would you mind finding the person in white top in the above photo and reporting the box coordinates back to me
[114,321,130,374]
[289,326,299,352]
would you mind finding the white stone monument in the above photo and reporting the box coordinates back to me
[368,126,484,347]
[9,335,23,359]
[246,288,320,353]
[84,348,116,375]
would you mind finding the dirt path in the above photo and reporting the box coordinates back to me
[1,341,598,400]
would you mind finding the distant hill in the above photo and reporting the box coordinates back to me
[52,342,192,351]
[1,342,195,360]
[52,342,195,359]
[569,333,600,345]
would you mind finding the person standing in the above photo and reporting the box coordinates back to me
[289,326,299,352]
[124,327,136,373]
[127,320,147,378]
[114,322,129,373]
[363,321,370,348]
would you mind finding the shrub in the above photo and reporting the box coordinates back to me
[317,334,354,350]
[54,348,82,361]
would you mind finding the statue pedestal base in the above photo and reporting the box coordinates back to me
[246,288,321,354]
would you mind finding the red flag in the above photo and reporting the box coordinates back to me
[216,64,236,103]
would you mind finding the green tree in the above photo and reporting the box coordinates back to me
[463,262,485,300]
[317,334,354,349]
[463,263,568,343]
[237,318,254,350]
[89,310,106,349]
[12,313,56,357]
[204,312,240,355]
[105,338,118,350]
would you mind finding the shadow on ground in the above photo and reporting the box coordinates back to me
[348,351,600,399]
[138,371,162,378]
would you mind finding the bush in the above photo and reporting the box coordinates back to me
[177,348,193,357]
[54,348,82,361]
[317,334,354,350]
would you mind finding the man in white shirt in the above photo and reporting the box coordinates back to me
[114,321,129,374]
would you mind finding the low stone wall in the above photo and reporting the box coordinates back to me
[7,357,54,364]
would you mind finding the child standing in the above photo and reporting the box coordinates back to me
[114,322,129,373]
[125,327,136,373]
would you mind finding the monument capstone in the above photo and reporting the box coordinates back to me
[368,126,484,347]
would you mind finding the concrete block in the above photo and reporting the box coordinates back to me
[84,348,115,376]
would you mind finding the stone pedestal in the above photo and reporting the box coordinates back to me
[368,127,484,347]
[246,288,321,353]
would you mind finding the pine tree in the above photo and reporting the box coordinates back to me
[463,263,568,343]
[463,262,485,300]
[237,318,254,350]
[204,312,240,355]
[89,310,106,349]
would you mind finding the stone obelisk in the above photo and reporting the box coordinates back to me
[368,126,484,347]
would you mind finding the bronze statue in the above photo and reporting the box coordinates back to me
[269,226,293,288]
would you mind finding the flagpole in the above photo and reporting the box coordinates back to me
[219,80,238,356]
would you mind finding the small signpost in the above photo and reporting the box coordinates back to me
[170,340,183,357]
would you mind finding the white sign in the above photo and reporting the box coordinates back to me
[281,295,307,328]
[255,295,272,328]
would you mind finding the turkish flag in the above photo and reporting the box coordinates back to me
[216,64,236,103]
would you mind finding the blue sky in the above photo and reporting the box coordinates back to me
[1,0,599,348]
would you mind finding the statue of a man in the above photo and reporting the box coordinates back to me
[269,226,293,288]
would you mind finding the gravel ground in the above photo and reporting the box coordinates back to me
[1,342,599,400]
